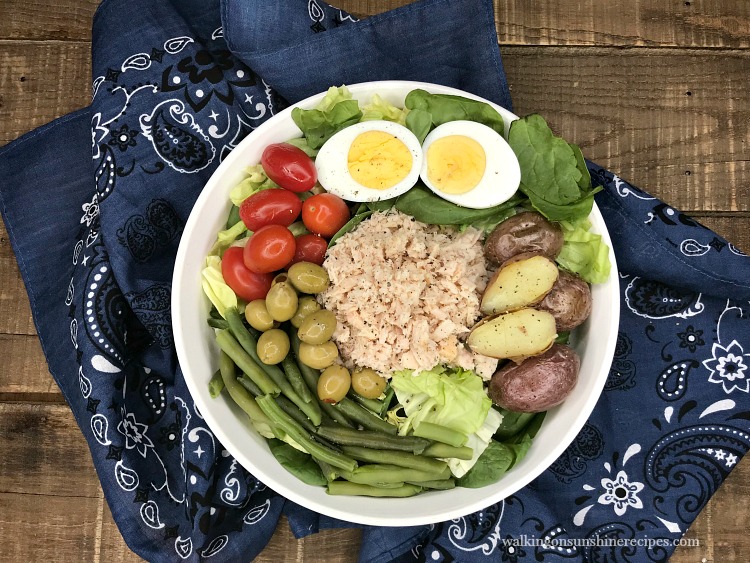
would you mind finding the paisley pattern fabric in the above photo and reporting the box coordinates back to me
[1,1,750,562]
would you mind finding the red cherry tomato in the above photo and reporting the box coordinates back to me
[221,247,273,302]
[243,224,297,274]
[287,234,328,267]
[261,143,317,193]
[302,193,350,238]
[239,189,302,231]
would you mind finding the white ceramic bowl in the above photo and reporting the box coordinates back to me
[172,81,620,527]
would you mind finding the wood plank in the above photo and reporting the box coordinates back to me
[0,41,90,146]
[256,517,362,563]
[495,0,750,48]
[692,214,750,254]
[99,497,145,563]
[0,334,56,397]
[1,0,749,48]
[503,47,750,212]
[0,0,98,41]
[0,220,36,336]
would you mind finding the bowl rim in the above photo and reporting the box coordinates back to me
[172,79,620,526]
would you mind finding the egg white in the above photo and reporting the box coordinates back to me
[314,120,423,202]
[419,120,521,210]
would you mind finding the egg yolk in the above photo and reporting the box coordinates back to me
[347,131,412,190]
[426,135,487,194]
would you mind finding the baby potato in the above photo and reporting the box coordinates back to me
[480,253,559,315]
[537,270,593,332]
[467,308,557,361]
[488,344,580,412]
[485,211,564,266]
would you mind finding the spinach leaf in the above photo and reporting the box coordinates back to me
[328,210,374,246]
[367,198,397,212]
[555,331,571,345]
[291,99,363,150]
[404,89,505,142]
[267,439,326,486]
[457,441,514,488]
[395,184,524,226]
[508,114,601,222]
[493,408,535,441]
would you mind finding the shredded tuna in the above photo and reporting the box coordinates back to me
[319,210,498,379]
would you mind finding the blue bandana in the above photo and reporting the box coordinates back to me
[1,1,749,561]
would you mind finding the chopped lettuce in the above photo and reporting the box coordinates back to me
[361,94,409,125]
[557,218,612,284]
[291,85,363,150]
[508,114,602,222]
[284,136,319,158]
[209,219,247,257]
[229,164,278,206]
[201,256,237,319]
[448,407,503,478]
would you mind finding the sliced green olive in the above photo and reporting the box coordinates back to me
[317,365,351,404]
[298,340,339,370]
[290,296,321,328]
[298,309,337,345]
[257,329,290,365]
[351,367,387,399]
[287,262,330,294]
[265,281,298,322]
[272,272,289,286]
[244,299,275,332]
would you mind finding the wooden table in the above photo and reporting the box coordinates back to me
[1,1,749,561]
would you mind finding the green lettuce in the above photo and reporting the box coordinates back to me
[361,94,409,124]
[229,164,278,206]
[508,114,601,222]
[556,218,612,284]
[209,219,247,257]
[291,85,363,149]
[201,256,237,319]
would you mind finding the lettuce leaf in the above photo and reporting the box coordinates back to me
[508,114,601,222]
[291,86,363,150]
[209,219,247,257]
[556,218,612,284]
[389,366,492,438]
[201,256,237,318]
[229,164,278,206]
[361,94,409,125]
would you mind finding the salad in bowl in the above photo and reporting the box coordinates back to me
[172,81,620,526]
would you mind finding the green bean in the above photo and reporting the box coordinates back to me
[316,425,429,454]
[237,374,262,397]
[379,387,395,418]
[275,395,319,435]
[208,370,225,398]
[341,446,448,475]
[289,329,354,428]
[282,355,313,404]
[334,398,397,435]
[413,421,467,447]
[225,309,321,425]
[218,352,270,425]
[327,481,422,497]
[406,479,456,490]
[313,458,339,482]
[256,395,357,472]
[347,389,384,415]
[346,464,450,485]
[208,318,230,330]
[421,442,473,460]
[215,330,279,396]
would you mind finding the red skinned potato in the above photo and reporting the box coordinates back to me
[537,270,592,332]
[485,211,564,266]
[488,344,580,413]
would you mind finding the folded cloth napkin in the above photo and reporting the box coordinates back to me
[1,0,750,561]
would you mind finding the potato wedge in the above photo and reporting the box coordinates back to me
[467,308,557,361]
[480,253,559,315]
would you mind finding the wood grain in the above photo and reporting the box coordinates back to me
[0,221,35,336]
[0,0,99,41]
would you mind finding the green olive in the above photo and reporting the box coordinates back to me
[290,296,321,328]
[298,309,337,345]
[265,281,298,322]
[244,300,275,331]
[272,272,289,286]
[298,340,339,370]
[256,329,290,365]
[317,365,351,404]
[351,367,387,399]
[287,262,330,294]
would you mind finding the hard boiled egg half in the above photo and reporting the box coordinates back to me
[315,121,423,202]
[419,120,521,209]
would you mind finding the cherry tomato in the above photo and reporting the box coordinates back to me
[221,247,273,302]
[301,193,350,238]
[243,224,297,274]
[287,234,328,267]
[239,189,302,231]
[261,143,317,193]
